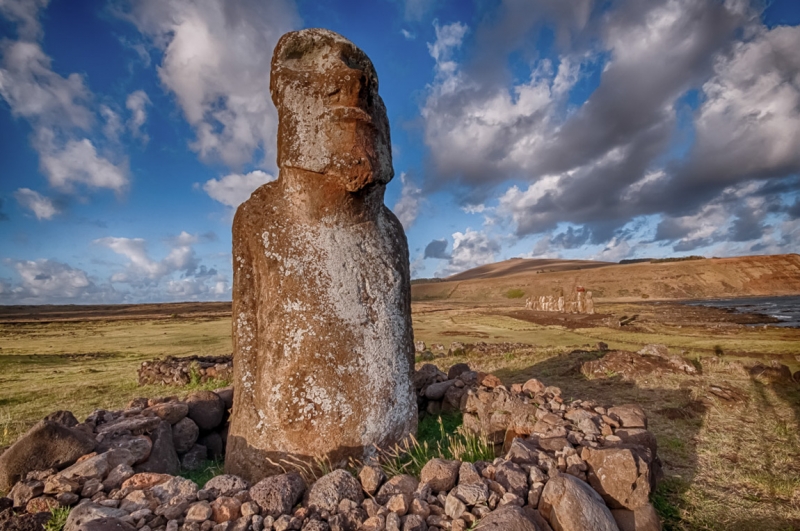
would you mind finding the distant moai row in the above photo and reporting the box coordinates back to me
[525,287,595,314]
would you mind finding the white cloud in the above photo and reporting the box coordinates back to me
[13,187,58,219]
[202,170,276,208]
[437,228,500,277]
[125,89,151,142]
[100,104,123,141]
[0,258,107,303]
[95,231,200,283]
[392,173,423,230]
[38,135,128,193]
[120,0,299,168]
[0,40,92,129]
[0,0,49,41]
[401,29,415,40]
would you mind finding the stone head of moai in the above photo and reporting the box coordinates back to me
[225,29,416,484]
[270,28,393,193]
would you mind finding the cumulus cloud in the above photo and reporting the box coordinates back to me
[119,0,299,168]
[417,0,800,257]
[125,89,151,142]
[202,170,276,208]
[0,40,93,129]
[0,258,111,304]
[38,135,128,193]
[13,187,58,219]
[437,229,500,277]
[392,173,423,230]
[0,0,49,41]
[92,231,230,299]
[0,8,130,198]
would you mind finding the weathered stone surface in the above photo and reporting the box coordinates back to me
[474,506,543,531]
[539,474,619,531]
[306,470,363,513]
[424,380,455,401]
[0,420,96,491]
[205,475,250,497]
[0,509,51,531]
[64,502,129,531]
[186,391,225,431]
[146,403,189,425]
[97,435,152,466]
[172,418,200,454]
[611,504,662,531]
[447,363,471,381]
[44,411,79,428]
[608,406,647,430]
[358,465,385,496]
[134,421,180,475]
[9,479,44,508]
[211,496,242,523]
[419,459,459,493]
[375,475,418,506]
[495,461,528,499]
[582,447,651,509]
[73,517,137,531]
[150,475,198,505]
[181,445,208,472]
[225,28,416,483]
[249,472,306,518]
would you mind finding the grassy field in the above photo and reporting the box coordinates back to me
[1,301,799,530]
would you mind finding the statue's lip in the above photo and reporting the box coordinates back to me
[330,105,373,123]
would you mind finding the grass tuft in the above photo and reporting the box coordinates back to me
[505,289,526,299]
[178,459,224,487]
[44,506,70,531]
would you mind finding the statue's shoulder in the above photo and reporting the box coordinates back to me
[233,181,282,229]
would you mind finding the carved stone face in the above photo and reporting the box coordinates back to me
[270,29,393,192]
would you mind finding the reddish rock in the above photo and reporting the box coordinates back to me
[121,473,171,491]
[225,28,416,483]
[211,496,242,523]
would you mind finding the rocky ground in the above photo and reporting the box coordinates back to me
[0,359,672,531]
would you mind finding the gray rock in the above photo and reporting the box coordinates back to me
[181,445,208,472]
[205,475,250,497]
[103,464,135,491]
[186,392,225,431]
[401,514,427,531]
[145,403,189,425]
[0,420,97,491]
[134,421,180,475]
[9,479,44,508]
[495,461,528,499]
[419,459,459,493]
[424,380,455,401]
[607,405,648,430]
[214,388,234,411]
[307,469,363,513]
[249,472,306,518]
[375,475,418,506]
[72,517,137,531]
[473,506,544,531]
[44,411,79,428]
[447,363,471,381]
[198,433,224,460]
[64,502,129,531]
[539,473,619,531]
[149,476,198,505]
[97,435,152,465]
[96,417,161,436]
[172,418,200,454]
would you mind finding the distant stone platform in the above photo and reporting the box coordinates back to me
[137,355,232,387]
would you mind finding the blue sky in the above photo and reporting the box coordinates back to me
[1,0,799,304]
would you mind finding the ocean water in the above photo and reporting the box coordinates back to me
[686,295,800,327]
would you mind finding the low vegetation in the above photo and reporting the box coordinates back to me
[1,300,799,529]
[505,288,526,299]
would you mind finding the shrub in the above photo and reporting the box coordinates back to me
[505,289,525,299]
[44,506,70,531]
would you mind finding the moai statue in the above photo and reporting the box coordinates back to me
[557,296,565,313]
[577,291,586,313]
[586,291,595,314]
[226,29,416,483]
[525,297,532,310]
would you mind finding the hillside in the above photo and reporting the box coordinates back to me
[411,253,800,302]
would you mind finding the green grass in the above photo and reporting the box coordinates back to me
[178,459,225,487]
[44,506,70,531]
[378,413,495,478]
[505,289,526,299]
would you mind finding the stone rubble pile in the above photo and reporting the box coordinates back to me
[138,357,233,387]
[1,365,663,531]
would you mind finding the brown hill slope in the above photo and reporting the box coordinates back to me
[411,254,800,302]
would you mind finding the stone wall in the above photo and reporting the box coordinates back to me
[138,356,233,387]
[1,362,665,531]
